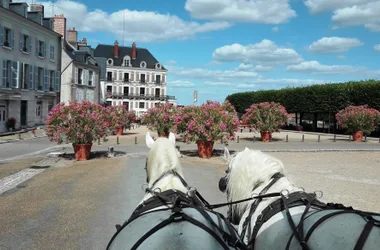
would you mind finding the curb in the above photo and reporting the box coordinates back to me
[0,135,47,144]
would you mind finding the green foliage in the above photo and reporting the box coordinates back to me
[226,80,380,115]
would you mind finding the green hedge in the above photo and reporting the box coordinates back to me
[226,80,380,115]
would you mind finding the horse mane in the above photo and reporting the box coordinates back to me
[227,149,285,215]
[146,137,186,193]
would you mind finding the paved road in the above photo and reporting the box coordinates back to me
[0,137,65,161]
[0,147,227,250]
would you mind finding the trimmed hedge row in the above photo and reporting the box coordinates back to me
[226,80,380,115]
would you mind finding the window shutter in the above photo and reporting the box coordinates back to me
[11,61,18,88]
[84,70,88,85]
[29,36,32,54]
[146,74,149,82]
[55,71,60,92]
[2,60,7,87]
[113,71,116,80]
[34,66,38,90]
[10,30,14,48]
[43,41,47,57]
[19,32,23,51]
[131,72,134,81]
[75,68,78,84]
[29,65,34,90]
[35,38,39,56]
[44,69,49,91]
[119,72,122,80]
[0,25,3,46]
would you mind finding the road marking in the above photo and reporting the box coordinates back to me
[0,145,68,163]
[0,168,46,195]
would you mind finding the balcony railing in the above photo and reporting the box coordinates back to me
[106,93,175,100]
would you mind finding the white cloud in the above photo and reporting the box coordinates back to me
[272,26,279,32]
[212,40,303,66]
[169,66,259,81]
[16,0,230,42]
[248,78,328,85]
[255,65,273,72]
[286,61,380,77]
[236,63,254,71]
[304,0,373,14]
[307,37,363,53]
[184,0,296,24]
[166,60,177,65]
[374,44,380,51]
[168,80,196,88]
[204,81,232,86]
[337,55,346,59]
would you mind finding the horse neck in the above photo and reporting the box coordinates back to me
[141,175,189,204]
[241,176,302,220]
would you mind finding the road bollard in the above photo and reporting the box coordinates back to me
[333,134,336,142]
[286,135,288,142]
[240,128,243,133]
[237,136,240,143]
[117,136,120,145]
[364,135,367,142]
[98,138,101,145]
[135,136,138,144]
[318,135,320,142]
[18,133,21,140]
[249,129,252,132]
[302,134,304,142]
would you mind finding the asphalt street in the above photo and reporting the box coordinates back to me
[0,137,62,161]
[0,147,227,250]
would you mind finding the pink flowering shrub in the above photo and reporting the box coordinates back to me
[336,105,380,134]
[174,100,239,142]
[45,100,109,144]
[107,105,136,129]
[242,102,288,132]
[141,103,177,134]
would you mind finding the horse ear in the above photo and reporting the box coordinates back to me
[146,131,155,148]
[223,146,231,163]
[168,132,176,146]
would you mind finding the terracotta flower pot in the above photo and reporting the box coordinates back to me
[352,131,363,142]
[196,140,214,158]
[72,143,92,161]
[157,132,170,138]
[115,127,123,136]
[260,131,272,142]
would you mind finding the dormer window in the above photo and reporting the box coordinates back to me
[123,56,131,67]
[140,61,146,68]
[155,63,161,69]
[107,58,113,66]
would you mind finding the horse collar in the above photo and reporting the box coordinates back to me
[147,169,189,192]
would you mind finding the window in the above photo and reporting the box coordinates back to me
[107,59,113,65]
[155,75,161,85]
[123,102,129,110]
[2,60,12,88]
[37,67,43,90]
[107,72,112,81]
[123,87,128,96]
[3,0,9,8]
[20,34,30,53]
[88,71,93,86]
[155,88,160,97]
[140,87,145,96]
[124,73,129,82]
[78,68,83,84]
[106,85,112,97]
[156,63,161,69]
[49,70,54,91]
[140,74,145,83]
[38,40,44,57]
[124,59,130,66]
[19,63,29,89]
[3,27,12,47]
[139,102,145,109]
[140,61,146,68]
[50,45,55,60]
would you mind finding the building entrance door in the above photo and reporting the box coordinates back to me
[0,103,7,132]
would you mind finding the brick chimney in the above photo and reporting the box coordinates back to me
[114,40,119,58]
[30,3,44,16]
[53,14,67,40]
[78,38,87,46]
[67,27,78,43]
[131,42,136,59]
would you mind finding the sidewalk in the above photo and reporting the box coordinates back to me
[0,128,46,144]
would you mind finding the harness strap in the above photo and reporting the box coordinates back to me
[353,216,375,250]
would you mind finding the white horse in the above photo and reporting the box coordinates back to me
[106,132,244,250]
[219,147,380,250]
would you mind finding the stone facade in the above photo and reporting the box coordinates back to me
[0,2,62,133]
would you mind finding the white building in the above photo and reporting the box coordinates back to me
[0,1,62,133]
[52,15,100,104]
[93,41,176,118]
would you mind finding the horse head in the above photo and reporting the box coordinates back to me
[219,146,285,224]
[144,131,188,198]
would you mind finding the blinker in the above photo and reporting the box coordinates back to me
[219,177,227,192]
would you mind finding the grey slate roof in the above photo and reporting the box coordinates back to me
[93,44,166,70]
[64,40,98,67]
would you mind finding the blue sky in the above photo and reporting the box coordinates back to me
[19,0,380,105]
